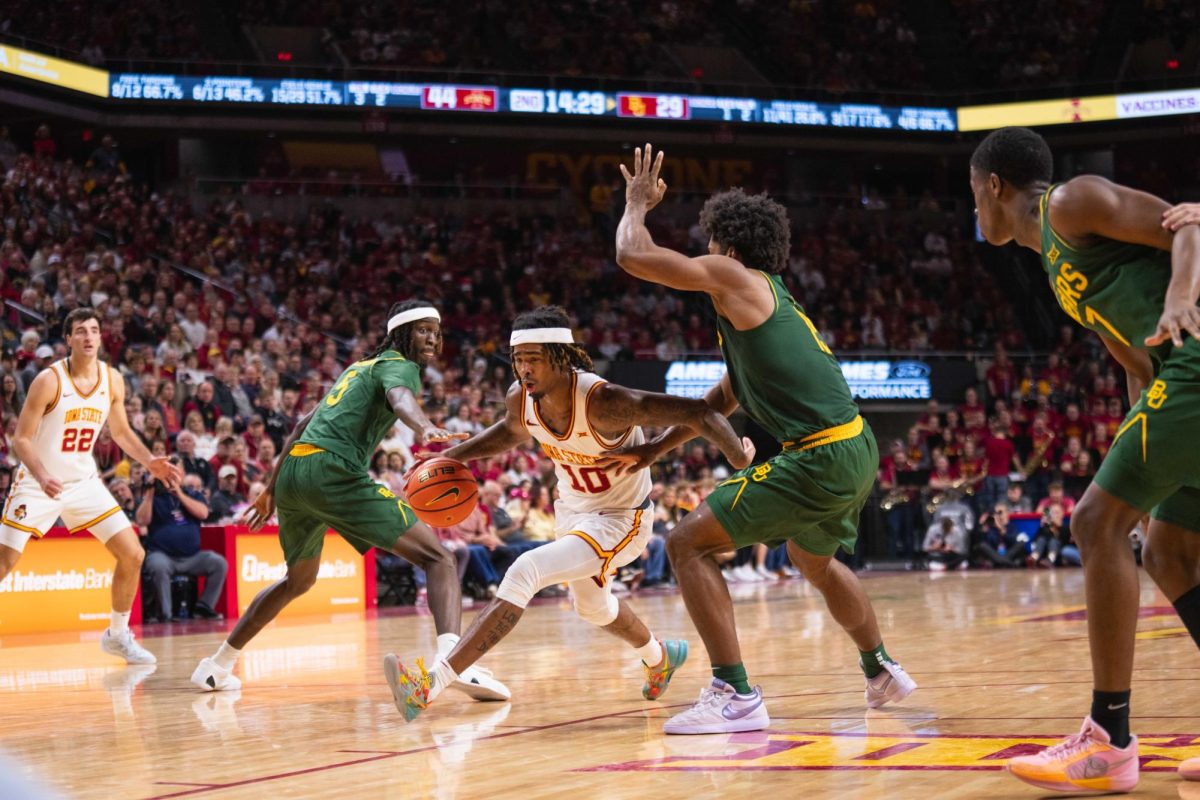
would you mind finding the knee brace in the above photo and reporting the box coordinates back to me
[573,589,619,627]
[494,550,541,609]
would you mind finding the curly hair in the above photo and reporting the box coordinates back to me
[699,188,792,274]
[970,127,1053,189]
[511,305,593,375]
[369,299,441,362]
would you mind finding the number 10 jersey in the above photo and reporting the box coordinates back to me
[521,371,651,514]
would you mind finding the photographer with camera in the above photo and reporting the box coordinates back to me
[136,464,227,622]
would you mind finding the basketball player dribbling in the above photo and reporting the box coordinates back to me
[191,300,509,705]
[971,127,1200,792]
[613,144,916,735]
[385,305,755,721]
[0,308,182,664]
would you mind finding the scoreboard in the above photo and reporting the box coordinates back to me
[107,73,958,132]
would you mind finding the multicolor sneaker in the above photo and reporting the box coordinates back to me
[1007,716,1139,794]
[864,659,917,708]
[663,678,769,735]
[643,639,688,701]
[384,654,433,722]
[1180,756,1200,781]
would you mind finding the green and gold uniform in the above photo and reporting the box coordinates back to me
[1040,186,1200,530]
[705,272,878,555]
[274,350,420,564]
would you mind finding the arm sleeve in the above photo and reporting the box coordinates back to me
[374,359,421,395]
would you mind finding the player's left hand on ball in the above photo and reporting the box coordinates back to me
[1162,202,1200,232]
[422,427,471,444]
[148,456,183,489]
[620,143,668,210]
[1145,297,1200,347]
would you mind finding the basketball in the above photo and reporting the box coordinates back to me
[403,457,479,527]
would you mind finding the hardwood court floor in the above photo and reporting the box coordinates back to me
[1,570,1197,799]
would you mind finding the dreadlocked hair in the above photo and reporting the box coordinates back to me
[511,305,593,375]
[369,299,441,362]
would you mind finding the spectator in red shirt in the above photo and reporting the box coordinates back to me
[981,421,1018,512]
[986,345,1017,403]
[959,387,987,438]
[1036,481,1077,516]
[182,381,221,432]
[1061,402,1088,443]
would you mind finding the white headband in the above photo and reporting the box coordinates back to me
[510,327,575,346]
[387,307,440,332]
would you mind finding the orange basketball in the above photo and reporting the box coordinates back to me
[404,457,479,527]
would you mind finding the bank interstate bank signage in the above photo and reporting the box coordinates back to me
[664,360,932,401]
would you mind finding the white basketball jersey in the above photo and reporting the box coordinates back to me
[29,359,113,483]
[522,372,652,513]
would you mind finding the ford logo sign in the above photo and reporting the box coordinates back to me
[891,361,930,379]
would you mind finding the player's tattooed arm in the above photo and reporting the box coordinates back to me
[443,382,531,463]
[591,382,753,473]
[387,386,469,444]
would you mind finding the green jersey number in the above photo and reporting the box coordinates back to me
[327,369,360,406]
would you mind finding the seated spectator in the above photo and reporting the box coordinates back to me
[923,516,968,571]
[175,429,217,491]
[1005,481,1034,513]
[973,502,1024,568]
[1035,481,1077,516]
[207,465,246,523]
[137,472,227,622]
[183,381,221,431]
[522,484,556,542]
[185,411,217,460]
[108,478,138,526]
[1031,503,1078,567]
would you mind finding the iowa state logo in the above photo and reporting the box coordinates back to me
[13,504,26,521]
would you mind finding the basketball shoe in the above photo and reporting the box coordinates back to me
[662,678,769,734]
[385,655,442,722]
[191,657,242,692]
[643,639,688,701]
[100,628,156,664]
[1180,756,1200,781]
[450,665,510,702]
[1007,716,1139,793]
[864,659,917,708]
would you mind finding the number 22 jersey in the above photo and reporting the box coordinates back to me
[30,359,114,484]
[521,372,651,514]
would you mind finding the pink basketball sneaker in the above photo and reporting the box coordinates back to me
[1007,716,1138,794]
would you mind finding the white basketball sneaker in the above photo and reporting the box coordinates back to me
[191,657,242,692]
[450,664,511,702]
[864,659,917,708]
[663,678,770,735]
[100,628,157,664]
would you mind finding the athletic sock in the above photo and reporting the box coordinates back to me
[430,659,458,702]
[859,643,891,679]
[712,663,752,695]
[1172,584,1200,650]
[635,636,664,667]
[213,642,241,671]
[109,610,130,635]
[436,633,461,660]
[1091,690,1132,748]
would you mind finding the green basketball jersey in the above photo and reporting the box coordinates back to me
[1039,184,1177,369]
[297,350,421,470]
[715,272,859,442]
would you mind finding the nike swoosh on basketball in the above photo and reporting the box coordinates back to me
[721,695,763,720]
[429,487,461,504]
[526,419,538,426]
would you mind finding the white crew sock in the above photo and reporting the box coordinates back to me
[429,658,458,703]
[109,610,131,635]
[436,633,461,660]
[635,636,664,667]
[213,642,241,671]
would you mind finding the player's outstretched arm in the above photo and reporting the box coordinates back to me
[600,374,740,474]
[1053,176,1200,346]
[443,383,531,463]
[11,370,64,499]
[107,368,183,488]
[387,385,470,445]
[615,143,753,294]
[590,382,753,476]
